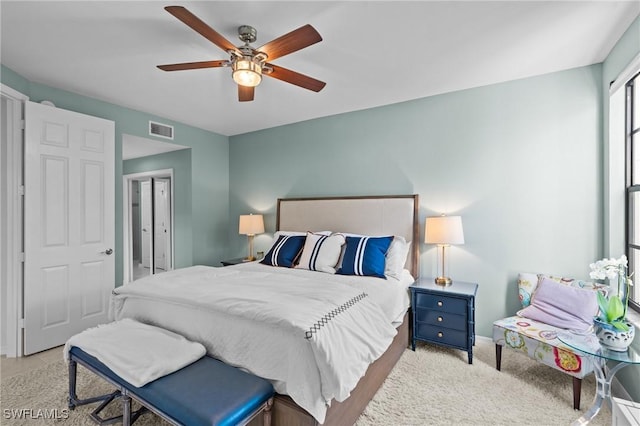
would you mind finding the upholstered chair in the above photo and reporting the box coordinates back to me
[492,273,606,410]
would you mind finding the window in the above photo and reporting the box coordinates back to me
[626,72,640,312]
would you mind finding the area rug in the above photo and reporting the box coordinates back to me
[356,339,609,425]
[1,339,609,425]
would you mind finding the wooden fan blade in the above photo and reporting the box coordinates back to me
[238,85,255,102]
[266,65,326,92]
[157,60,227,71]
[257,24,322,61]
[165,6,239,54]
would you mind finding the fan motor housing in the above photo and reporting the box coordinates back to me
[238,25,257,44]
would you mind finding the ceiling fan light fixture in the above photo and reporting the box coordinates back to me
[158,8,325,101]
[232,57,262,87]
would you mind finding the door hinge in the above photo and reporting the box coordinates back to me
[20,119,25,130]
[18,185,25,196]
[19,252,25,262]
[18,319,25,329]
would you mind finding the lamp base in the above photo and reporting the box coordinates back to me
[434,276,452,286]
[245,234,255,262]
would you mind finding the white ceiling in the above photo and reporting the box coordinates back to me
[2,1,639,137]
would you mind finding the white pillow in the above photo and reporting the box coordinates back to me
[296,232,346,273]
[385,236,410,280]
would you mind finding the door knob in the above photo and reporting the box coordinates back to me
[101,248,113,255]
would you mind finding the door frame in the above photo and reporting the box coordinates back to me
[122,169,174,284]
[1,84,28,358]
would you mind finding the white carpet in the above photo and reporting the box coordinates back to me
[357,338,609,425]
[0,338,610,425]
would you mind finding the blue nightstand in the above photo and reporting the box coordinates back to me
[410,278,478,364]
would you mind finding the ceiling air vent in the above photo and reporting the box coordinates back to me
[149,121,174,140]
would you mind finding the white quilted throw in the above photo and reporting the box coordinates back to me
[64,318,206,387]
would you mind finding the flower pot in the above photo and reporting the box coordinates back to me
[593,317,635,352]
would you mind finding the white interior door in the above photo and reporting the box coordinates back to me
[24,101,114,355]
[154,179,169,271]
[140,180,151,269]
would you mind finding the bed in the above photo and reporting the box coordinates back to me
[111,194,419,425]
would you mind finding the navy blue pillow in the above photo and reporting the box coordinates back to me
[338,236,393,278]
[260,235,306,268]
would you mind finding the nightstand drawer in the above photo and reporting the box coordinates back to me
[415,323,467,348]
[415,293,466,313]
[415,309,467,331]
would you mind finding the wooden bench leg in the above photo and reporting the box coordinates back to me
[573,377,581,410]
[495,344,502,371]
[263,397,274,426]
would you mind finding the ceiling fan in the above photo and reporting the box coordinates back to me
[157,6,326,102]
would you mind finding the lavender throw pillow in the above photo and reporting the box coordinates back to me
[517,277,598,332]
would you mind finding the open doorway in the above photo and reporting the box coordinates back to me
[123,169,174,283]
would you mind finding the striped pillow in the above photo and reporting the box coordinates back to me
[338,236,393,278]
[260,235,306,268]
[296,232,346,274]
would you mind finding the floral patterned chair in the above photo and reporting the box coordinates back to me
[492,273,606,410]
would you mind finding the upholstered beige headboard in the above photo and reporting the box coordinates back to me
[276,195,419,278]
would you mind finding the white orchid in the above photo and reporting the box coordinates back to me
[589,255,629,280]
[589,254,633,331]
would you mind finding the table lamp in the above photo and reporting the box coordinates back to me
[425,215,465,286]
[239,214,265,261]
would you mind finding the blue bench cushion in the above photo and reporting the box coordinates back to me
[70,347,274,426]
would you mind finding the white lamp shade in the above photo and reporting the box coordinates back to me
[425,215,464,245]
[232,58,262,87]
[239,214,265,235]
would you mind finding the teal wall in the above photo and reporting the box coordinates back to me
[601,15,640,403]
[1,66,29,94]
[1,65,230,283]
[603,16,640,89]
[123,149,193,269]
[230,65,603,340]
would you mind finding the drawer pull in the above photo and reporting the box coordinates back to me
[437,332,443,338]
[437,316,443,322]
[437,301,443,307]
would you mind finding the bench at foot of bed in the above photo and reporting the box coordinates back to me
[68,347,274,426]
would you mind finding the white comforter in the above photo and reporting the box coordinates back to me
[110,263,411,423]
